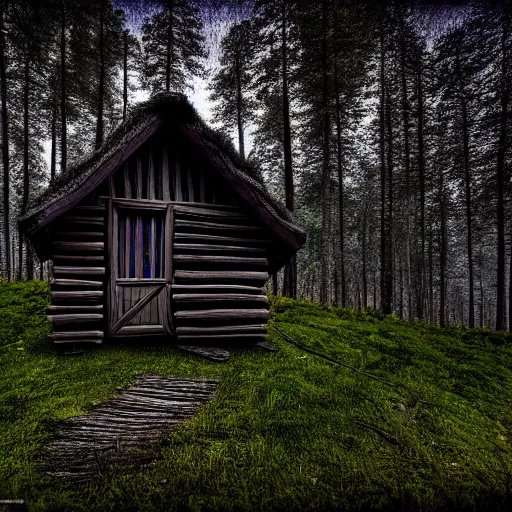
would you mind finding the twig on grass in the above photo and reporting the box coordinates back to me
[273,325,412,393]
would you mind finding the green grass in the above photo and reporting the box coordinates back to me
[1,281,512,511]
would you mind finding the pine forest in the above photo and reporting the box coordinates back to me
[0,0,511,331]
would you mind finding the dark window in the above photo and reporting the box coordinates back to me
[118,212,165,278]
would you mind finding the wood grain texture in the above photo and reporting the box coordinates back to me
[38,375,218,481]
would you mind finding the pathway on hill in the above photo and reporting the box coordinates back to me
[39,375,219,481]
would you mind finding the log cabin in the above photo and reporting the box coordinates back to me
[19,92,306,346]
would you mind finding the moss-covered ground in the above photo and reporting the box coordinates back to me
[1,280,512,511]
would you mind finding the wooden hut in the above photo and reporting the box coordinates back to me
[19,93,306,346]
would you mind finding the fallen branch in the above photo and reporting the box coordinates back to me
[354,420,400,446]
[273,325,411,392]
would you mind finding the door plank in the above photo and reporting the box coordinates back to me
[110,284,165,335]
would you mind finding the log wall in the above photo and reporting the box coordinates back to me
[47,204,107,344]
[45,132,273,345]
[172,204,269,344]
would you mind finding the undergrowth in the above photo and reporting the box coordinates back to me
[1,282,512,511]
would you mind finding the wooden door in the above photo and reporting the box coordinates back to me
[108,200,173,336]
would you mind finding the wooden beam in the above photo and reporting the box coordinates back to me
[52,242,104,251]
[174,220,261,231]
[173,244,265,254]
[175,324,266,335]
[48,314,104,324]
[174,309,269,320]
[173,271,269,285]
[172,294,269,305]
[115,325,165,336]
[50,330,104,339]
[51,279,103,287]
[47,305,103,313]
[51,291,103,300]
[173,255,268,267]
[53,267,106,275]
[171,284,265,294]
[173,233,268,246]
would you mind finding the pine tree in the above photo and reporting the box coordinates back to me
[209,20,256,160]
[141,0,205,94]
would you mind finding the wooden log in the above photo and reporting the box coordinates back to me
[53,255,105,262]
[173,255,267,267]
[116,278,166,286]
[173,243,265,254]
[171,284,265,294]
[173,205,248,220]
[52,242,104,251]
[113,197,167,210]
[55,231,104,239]
[173,233,268,246]
[62,216,105,226]
[171,201,241,211]
[50,330,104,339]
[51,291,103,300]
[47,305,103,313]
[74,206,105,213]
[51,279,103,288]
[52,339,103,345]
[48,314,104,325]
[115,325,165,335]
[174,220,261,232]
[178,334,266,341]
[174,271,269,285]
[175,324,266,335]
[174,309,269,321]
[53,267,106,275]
[172,294,269,305]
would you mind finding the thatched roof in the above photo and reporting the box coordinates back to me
[20,92,306,271]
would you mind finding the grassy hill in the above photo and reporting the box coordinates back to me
[1,280,512,511]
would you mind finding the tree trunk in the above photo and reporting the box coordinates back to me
[384,84,393,314]
[0,1,10,280]
[235,48,245,160]
[362,204,368,309]
[165,0,174,92]
[399,16,413,321]
[123,29,128,122]
[417,60,426,320]
[282,0,296,299]
[439,168,447,327]
[334,59,346,307]
[20,55,30,280]
[60,0,67,173]
[95,6,105,150]
[319,0,331,304]
[460,75,475,327]
[496,18,509,331]
[50,98,57,184]
[428,224,434,322]
[379,21,389,314]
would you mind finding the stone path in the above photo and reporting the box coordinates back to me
[39,375,218,481]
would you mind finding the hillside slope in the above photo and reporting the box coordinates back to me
[1,281,512,511]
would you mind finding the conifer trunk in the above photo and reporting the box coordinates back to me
[282,0,296,299]
[123,29,128,121]
[335,60,346,307]
[319,0,331,304]
[60,0,67,173]
[0,1,10,280]
[496,17,509,331]
[165,0,174,92]
[95,6,105,150]
[417,61,426,320]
